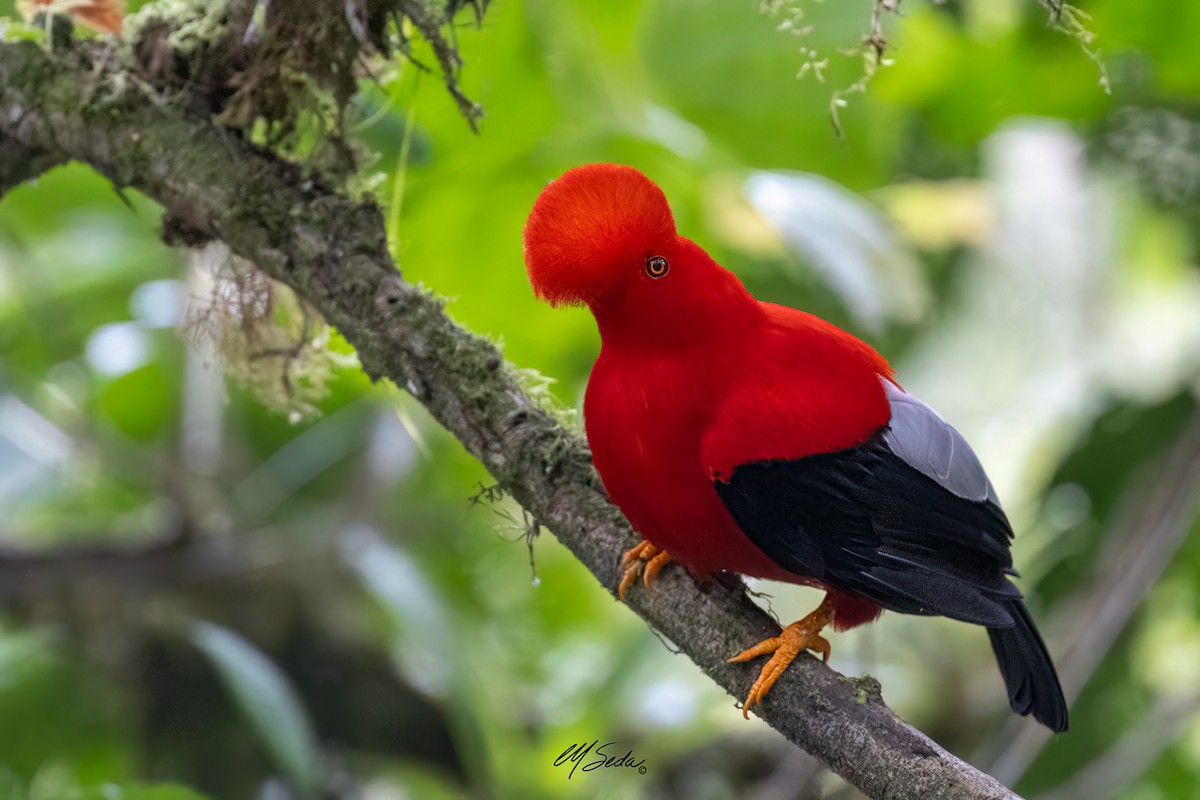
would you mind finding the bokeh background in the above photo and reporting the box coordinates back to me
[2,0,1199,798]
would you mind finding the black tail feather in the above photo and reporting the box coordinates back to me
[987,599,1068,732]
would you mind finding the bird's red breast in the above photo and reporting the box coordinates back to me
[585,298,891,586]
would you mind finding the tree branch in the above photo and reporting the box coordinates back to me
[0,131,64,198]
[0,39,1018,800]
[0,538,246,603]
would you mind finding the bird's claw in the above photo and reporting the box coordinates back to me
[727,597,835,719]
[617,541,671,601]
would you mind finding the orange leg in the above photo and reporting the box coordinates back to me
[727,595,836,719]
[617,541,672,601]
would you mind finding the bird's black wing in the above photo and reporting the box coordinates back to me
[716,380,1070,731]
[713,381,1021,627]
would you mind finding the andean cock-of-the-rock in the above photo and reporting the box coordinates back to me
[522,163,1068,732]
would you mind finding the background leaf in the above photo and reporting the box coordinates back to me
[190,623,321,800]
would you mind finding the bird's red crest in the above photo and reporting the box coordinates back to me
[523,164,676,306]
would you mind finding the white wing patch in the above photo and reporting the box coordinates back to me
[880,379,1001,507]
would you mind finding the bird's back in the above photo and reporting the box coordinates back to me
[700,302,894,481]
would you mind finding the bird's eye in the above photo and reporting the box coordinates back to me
[645,256,669,278]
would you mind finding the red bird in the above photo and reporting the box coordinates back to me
[522,163,1068,732]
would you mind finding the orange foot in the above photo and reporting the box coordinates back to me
[727,596,836,719]
[617,541,672,601]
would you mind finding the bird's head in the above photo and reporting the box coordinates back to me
[523,163,678,308]
[523,164,756,344]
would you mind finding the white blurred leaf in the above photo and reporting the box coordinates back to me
[190,623,320,800]
[340,526,453,699]
[745,171,929,331]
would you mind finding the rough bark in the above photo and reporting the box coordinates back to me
[0,131,64,197]
[0,38,1019,800]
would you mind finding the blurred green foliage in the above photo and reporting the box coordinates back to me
[1,0,1199,798]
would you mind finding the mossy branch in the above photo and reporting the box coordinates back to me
[0,130,64,197]
[0,37,1019,800]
